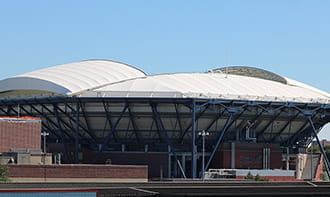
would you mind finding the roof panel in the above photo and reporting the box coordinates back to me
[91,72,329,103]
[0,61,328,104]
[0,60,146,95]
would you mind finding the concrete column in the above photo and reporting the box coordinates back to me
[231,142,235,169]
[144,144,148,152]
[286,147,290,170]
[168,153,171,178]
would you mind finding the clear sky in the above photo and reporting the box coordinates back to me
[0,0,329,138]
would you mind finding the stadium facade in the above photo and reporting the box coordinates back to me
[0,60,329,179]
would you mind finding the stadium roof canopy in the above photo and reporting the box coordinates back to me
[0,60,146,96]
[0,59,329,104]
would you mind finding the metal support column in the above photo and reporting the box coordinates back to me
[205,112,234,171]
[53,104,69,163]
[191,100,197,178]
[75,102,80,164]
[286,147,290,170]
[93,104,128,163]
[151,103,186,178]
[307,115,330,178]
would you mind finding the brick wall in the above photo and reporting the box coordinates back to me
[82,151,168,178]
[211,143,282,169]
[8,164,147,179]
[0,118,41,153]
[314,155,325,181]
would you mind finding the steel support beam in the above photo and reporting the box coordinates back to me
[60,100,98,144]
[22,101,72,141]
[102,100,118,143]
[40,102,74,139]
[221,107,247,140]
[151,103,187,178]
[53,103,69,163]
[286,116,314,146]
[205,112,234,171]
[244,107,267,128]
[127,103,140,143]
[5,104,18,116]
[15,103,59,139]
[0,105,8,115]
[93,104,128,163]
[191,100,197,178]
[75,102,80,164]
[307,116,330,178]
[179,103,209,143]
[174,104,184,138]
[51,103,89,141]
[270,111,301,142]
[256,110,283,140]
[78,101,99,144]
[199,109,226,138]
[150,103,165,142]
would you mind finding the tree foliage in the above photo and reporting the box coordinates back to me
[308,145,330,161]
[244,172,268,181]
[245,172,254,180]
[0,165,10,182]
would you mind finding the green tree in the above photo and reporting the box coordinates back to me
[308,145,320,153]
[320,172,329,181]
[308,145,330,163]
[245,172,254,180]
[254,174,268,181]
[0,165,10,182]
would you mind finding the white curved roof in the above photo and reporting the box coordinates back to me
[85,68,329,103]
[0,61,329,104]
[0,60,146,95]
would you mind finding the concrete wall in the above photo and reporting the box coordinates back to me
[30,154,52,165]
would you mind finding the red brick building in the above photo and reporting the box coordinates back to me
[0,117,41,153]
[211,142,282,170]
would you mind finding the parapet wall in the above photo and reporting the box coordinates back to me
[7,164,148,182]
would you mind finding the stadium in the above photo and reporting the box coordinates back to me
[0,59,329,179]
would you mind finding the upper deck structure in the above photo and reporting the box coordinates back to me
[0,60,329,178]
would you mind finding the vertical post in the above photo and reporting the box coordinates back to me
[202,132,205,181]
[168,151,171,178]
[263,148,270,169]
[43,132,47,154]
[199,130,209,181]
[191,100,197,178]
[75,102,80,164]
[285,147,290,170]
[41,131,49,164]
[182,155,186,174]
[205,112,233,171]
[286,147,290,170]
[17,104,20,118]
[231,142,235,169]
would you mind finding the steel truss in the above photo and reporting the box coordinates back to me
[0,98,329,178]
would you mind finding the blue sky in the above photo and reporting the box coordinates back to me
[0,0,329,138]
